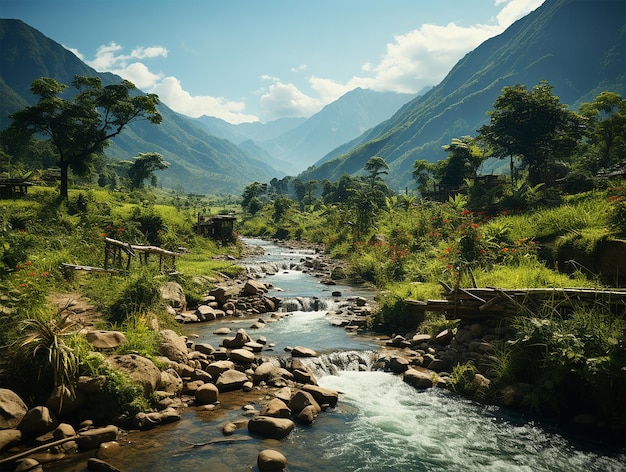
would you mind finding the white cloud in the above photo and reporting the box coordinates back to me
[254,0,545,120]
[276,0,545,109]
[259,79,325,119]
[73,0,545,123]
[151,77,259,124]
[79,42,259,123]
[495,0,545,28]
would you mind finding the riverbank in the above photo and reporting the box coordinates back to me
[1,237,624,472]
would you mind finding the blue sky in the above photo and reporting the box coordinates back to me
[1,0,545,124]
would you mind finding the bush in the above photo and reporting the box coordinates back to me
[80,353,148,420]
[109,269,162,324]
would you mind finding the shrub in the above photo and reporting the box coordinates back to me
[109,269,162,324]
[80,352,148,419]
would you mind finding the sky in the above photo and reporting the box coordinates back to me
[1,0,545,124]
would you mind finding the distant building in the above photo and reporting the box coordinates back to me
[194,213,236,241]
[0,178,33,198]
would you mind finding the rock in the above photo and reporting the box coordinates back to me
[292,369,317,385]
[84,330,128,349]
[159,329,189,363]
[216,369,249,392]
[257,449,287,471]
[133,407,180,429]
[411,333,431,345]
[403,367,438,389]
[222,329,252,348]
[205,360,235,378]
[387,335,410,348]
[53,423,76,439]
[159,369,183,395]
[195,343,216,355]
[76,425,118,451]
[245,341,265,352]
[274,387,292,404]
[107,354,161,396]
[87,458,122,472]
[195,305,217,321]
[389,356,410,374]
[209,285,240,305]
[195,383,219,404]
[296,404,319,424]
[301,385,339,408]
[229,348,256,364]
[469,323,484,338]
[253,362,279,383]
[0,429,22,451]
[248,416,295,439]
[244,279,268,295]
[212,327,231,335]
[46,385,86,417]
[288,390,321,415]
[291,346,317,357]
[0,388,28,429]
[426,358,449,372]
[260,398,291,418]
[175,313,199,323]
[15,458,43,472]
[500,383,532,407]
[190,369,212,383]
[435,329,454,345]
[96,441,121,460]
[472,373,491,389]
[160,281,186,311]
[17,406,57,436]
[76,375,106,394]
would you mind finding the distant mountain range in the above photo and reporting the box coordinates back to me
[2,0,624,195]
[195,88,415,175]
[0,18,413,193]
[300,0,626,191]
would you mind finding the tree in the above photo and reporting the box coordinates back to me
[364,156,389,181]
[241,181,267,210]
[3,76,162,199]
[412,159,432,194]
[126,152,169,190]
[478,81,586,186]
[435,136,483,189]
[579,92,626,173]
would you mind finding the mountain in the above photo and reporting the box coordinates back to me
[194,115,306,145]
[300,0,626,191]
[0,19,282,194]
[257,88,413,173]
[196,88,414,175]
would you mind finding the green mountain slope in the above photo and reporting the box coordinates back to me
[0,19,280,194]
[300,0,626,191]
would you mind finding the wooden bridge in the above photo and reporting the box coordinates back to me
[61,237,184,275]
[406,282,626,320]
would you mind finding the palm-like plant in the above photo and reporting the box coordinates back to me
[15,308,79,395]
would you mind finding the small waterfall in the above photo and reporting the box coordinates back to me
[302,350,382,377]
[279,296,335,312]
[245,260,303,278]
[273,350,381,377]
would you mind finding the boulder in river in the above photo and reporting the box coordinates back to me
[248,416,295,439]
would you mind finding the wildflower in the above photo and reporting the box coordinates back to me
[40,271,50,277]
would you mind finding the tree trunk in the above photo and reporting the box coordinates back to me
[59,160,69,200]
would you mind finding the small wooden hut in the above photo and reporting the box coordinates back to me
[194,214,236,241]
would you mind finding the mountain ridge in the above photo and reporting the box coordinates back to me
[300,0,626,190]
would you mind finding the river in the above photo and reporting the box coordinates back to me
[89,239,626,471]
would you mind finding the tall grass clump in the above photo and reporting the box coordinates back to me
[109,268,163,324]
[490,301,625,429]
